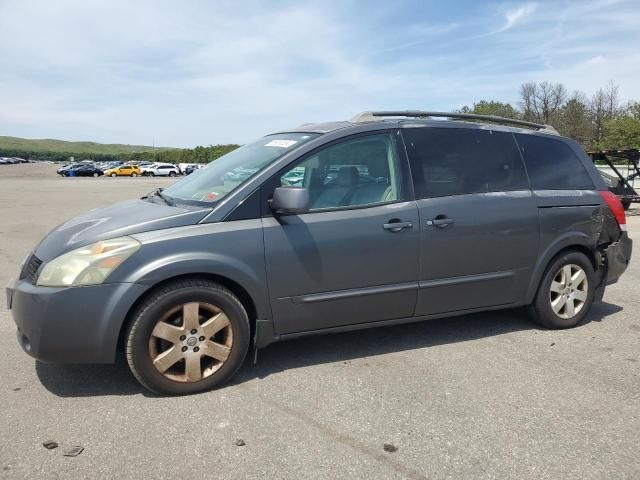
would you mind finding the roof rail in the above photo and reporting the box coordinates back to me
[350,111,559,135]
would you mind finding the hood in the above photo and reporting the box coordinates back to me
[34,199,210,261]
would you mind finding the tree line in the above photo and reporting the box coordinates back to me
[124,144,240,164]
[460,81,640,150]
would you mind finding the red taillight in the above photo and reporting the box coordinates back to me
[599,190,626,231]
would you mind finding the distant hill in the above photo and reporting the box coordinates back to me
[0,135,176,155]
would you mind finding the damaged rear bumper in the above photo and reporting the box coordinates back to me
[605,231,632,285]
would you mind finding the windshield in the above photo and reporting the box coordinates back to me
[163,133,320,203]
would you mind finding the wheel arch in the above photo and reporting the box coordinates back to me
[525,234,599,304]
[116,272,259,356]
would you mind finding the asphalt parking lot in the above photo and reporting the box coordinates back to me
[0,163,638,479]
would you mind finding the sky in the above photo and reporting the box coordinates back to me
[1,0,639,147]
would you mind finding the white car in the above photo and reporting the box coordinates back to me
[141,163,180,177]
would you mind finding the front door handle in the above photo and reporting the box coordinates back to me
[382,221,413,232]
[426,217,454,228]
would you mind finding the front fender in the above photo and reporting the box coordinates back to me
[108,220,272,320]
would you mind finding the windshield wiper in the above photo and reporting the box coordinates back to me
[151,188,175,206]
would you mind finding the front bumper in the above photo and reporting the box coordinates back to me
[7,279,148,364]
[605,231,632,285]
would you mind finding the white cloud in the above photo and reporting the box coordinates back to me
[502,3,538,31]
[586,55,606,65]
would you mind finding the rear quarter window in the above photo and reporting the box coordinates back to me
[403,127,528,199]
[515,134,594,190]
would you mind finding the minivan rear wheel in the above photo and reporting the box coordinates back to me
[529,251,594,329]
[126,279,250,395]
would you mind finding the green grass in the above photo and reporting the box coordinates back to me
[0,135,177,155]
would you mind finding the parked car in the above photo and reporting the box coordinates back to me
[141,163,180,177]
[184,164,205,175]
[57,163,84,176]
[104,165,141,177]
[67,164,104,177]
[7,110,632,395]
[98,161,123,171]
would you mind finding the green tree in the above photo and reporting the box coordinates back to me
[600,116,640,149]
[461,100,519,118]
[556,92,592,146]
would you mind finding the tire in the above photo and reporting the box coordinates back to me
[528,251,595,329]
[149,172,155,177]
[131,172,138,177]
[169,171,176,177]
[126,279,250,395]
[93,172,99,177]
[111,173,117,177]
[622,200,631,210]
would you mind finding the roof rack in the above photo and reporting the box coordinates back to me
[350,111,559,135]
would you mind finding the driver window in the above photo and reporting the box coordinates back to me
[279,133,401,211]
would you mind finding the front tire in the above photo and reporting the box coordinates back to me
[131,172,138,177]
[528,251,595,329]
[111,173,117,177]
[126,279,250,395]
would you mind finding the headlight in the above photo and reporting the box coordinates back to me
[37,236,140,287]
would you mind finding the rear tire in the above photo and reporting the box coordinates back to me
[131,172,138,177]
[126,279,250,395]
[528,251,595,329]
[622,200,632,210]
[169,171,176,177]
[93,172,99,177]
[111,173,117,177]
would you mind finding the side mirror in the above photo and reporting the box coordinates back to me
[270,187,310,215]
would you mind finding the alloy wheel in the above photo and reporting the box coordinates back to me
[549,264,588,319]
[148,302,233,383]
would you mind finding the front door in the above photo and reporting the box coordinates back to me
[402,126,540,315]
[263,132,420,335]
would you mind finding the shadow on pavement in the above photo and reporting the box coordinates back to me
[35,358,144,397]
[232,301,623,384]
[36,302,622,397]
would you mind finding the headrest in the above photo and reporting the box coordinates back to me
[337,166,360,187]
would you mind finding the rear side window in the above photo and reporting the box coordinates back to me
[403,127,528,198]
[515,134,594,190]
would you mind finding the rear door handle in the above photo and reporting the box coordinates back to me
[426,217,454,228]
[382,221,413,232]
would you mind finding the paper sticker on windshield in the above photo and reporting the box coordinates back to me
[265,139,297,148]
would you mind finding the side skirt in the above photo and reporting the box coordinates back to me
[252,300,526,360]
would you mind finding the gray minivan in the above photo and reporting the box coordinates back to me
[7,111,632,395]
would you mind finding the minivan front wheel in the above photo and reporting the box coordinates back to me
[529,251,594,329]
[126,279,250,395]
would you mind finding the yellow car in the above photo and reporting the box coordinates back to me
[104,165,141,177]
